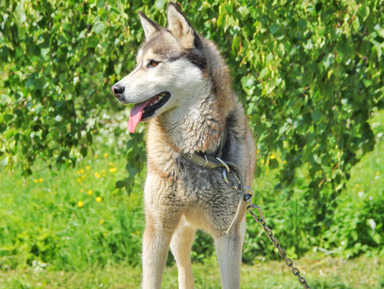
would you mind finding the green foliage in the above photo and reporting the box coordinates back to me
[323,113,384,258]
[213,0,384,238]
[243,111,384,261]
[0,0,146,192]
[1,0,384,265]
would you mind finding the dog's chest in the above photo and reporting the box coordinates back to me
[164,157,241,208]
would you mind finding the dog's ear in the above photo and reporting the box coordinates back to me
[167,2,202,49]
[138,11,160,40]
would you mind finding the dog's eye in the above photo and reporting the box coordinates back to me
[148,60,160,68]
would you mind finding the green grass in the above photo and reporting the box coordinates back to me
[0,255,383,288]
[1,111,384,288]
[0,147,145,271]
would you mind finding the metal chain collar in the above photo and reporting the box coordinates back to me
[216,157,312,289]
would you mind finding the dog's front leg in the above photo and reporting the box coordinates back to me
[142,209,180,289]
[170,217,196,289]
[214,216,246,289]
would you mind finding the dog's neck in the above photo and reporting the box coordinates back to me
[155,88,226,155]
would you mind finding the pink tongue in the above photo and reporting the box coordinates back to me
[128,100,151,133]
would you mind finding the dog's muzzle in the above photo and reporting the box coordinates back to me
[111,84,125,97]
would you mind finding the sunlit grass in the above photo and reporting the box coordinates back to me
[0,147,145,271]
[347,111,384,194]
[0,255,383,288]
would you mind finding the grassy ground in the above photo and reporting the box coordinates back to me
[0,146,145,271]
[1,255,383,288]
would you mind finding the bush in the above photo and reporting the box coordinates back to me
[1,0,384,262]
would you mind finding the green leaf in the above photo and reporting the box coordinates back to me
[259,67,269,79]
[270,23,280,35]
[323,53,335,69]
[217,12,225,29]
[312,111,322,122]
[93,22,105,35]
[116,178,129,189]
[126,167,138,177]
[357,4,370,22]
[238,6,249,19]
[155,0,164,10]
[3,114,15,123]
[224,15,236,32]
[96,0,105,8]
[86,35,99,48]
[232,35,240,51]
[337,42,354,60]
[80,147,88,157]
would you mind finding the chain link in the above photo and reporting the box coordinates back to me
[247,204,312,289]
[214,158,311,288]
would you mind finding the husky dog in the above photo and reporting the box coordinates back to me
[111,3,256,288]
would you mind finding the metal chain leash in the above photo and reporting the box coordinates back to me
[216,157,312,289]
[247,204,312,289]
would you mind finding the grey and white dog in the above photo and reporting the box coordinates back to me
[112,3,256,288]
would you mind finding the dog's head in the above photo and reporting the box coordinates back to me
[111,2,208,133]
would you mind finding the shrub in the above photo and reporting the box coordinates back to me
[1,0,384,261]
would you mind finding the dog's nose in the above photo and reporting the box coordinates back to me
[112,84,124,95]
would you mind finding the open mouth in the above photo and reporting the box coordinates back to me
[128,91,171,133]
[142,91,171,120]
